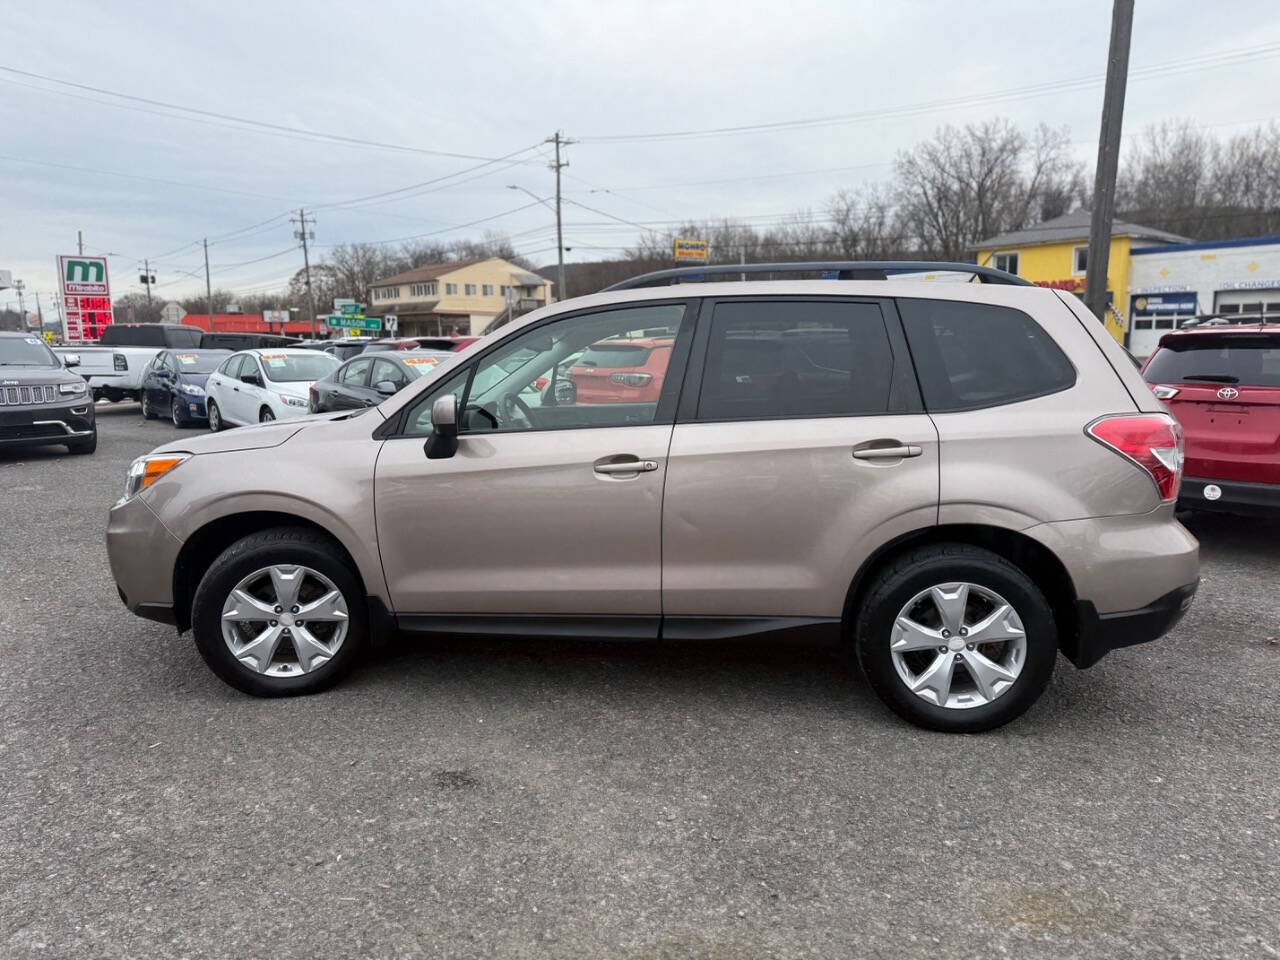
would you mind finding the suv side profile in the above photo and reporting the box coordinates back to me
[107,262,1199,733]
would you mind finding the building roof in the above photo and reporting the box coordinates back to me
[973,209,1191,251]
[372,261,479,287]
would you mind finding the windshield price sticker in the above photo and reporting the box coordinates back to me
[261,353,288,367]
[403,356,441,367]
[176,353,198,364]
[25,337,41,344]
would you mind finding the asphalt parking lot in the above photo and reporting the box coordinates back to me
[1,403,1277,959]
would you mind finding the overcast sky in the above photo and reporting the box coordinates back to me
[4,0,1280,311]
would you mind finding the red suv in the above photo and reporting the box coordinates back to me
[1143,324,1280,515]
[567,336,673,404]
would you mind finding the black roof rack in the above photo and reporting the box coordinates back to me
[604,260,1031,291]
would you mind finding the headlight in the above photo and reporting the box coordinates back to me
[178,383,205,396]
[278,394,307,408]
[59,381,87,395]
[119,453,190,505]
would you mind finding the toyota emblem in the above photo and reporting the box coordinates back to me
[1217,386,1240,400]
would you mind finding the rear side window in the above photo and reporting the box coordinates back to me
[898,298,1075,412]
[697,301,894,420]
[1144,335,1280,388]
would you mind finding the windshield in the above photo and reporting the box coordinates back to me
[173,352,225,374]
[258,352,339,383]
[0,336,59,367]
[1145,336,1280,388]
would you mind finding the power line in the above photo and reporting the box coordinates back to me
[0,64,550,164]
[578,41,1280,143]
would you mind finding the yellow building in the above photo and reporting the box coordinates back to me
[972,210,1188,343]
[366,257,554,337]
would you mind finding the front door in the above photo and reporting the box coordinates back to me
[373,301,694,627]
[661,298,939,622]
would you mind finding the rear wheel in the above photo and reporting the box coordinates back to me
[206,400,223,432]
[191,527,367,696]
[853,544,1057,733]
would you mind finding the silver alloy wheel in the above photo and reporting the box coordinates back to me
[890,581,1026,710]
[141,393,151,418]
[220,564,350,677]
[208,402,220,431]
[260,408,274,422]
[171,399,182,426]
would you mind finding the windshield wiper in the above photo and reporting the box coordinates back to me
[1182,374,1240,383]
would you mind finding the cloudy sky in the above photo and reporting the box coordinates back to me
[4,0,1280,312]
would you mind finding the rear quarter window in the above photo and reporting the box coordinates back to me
[898,298,1076,412]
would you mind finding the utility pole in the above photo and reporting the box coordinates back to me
[77,230,83,256]
[291,208,318,336]
[547,131,575,302]
[13,279,25,326]
[203,238,214,327]
[141,259,154,306]
[1084,0,1134,325]
[35,291,43,333]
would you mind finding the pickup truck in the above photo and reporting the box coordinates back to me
[53,323,203,402]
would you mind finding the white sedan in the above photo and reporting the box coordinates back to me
[204,349,340,429]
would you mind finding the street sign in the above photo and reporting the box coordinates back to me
[674,237,709,264]
[57,255,112,342]
[333,298,356,312]
[339,302,364,317]
[327,314,381,331]
[384,314,398,333]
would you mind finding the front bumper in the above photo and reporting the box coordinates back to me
[175,394,208,420]
[1071,581,1199,668]
[1179,476,1280,517]
[107,494,183,624]
[0,398,95,446]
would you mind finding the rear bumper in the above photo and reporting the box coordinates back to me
[1071,581,1199,668]
[1179,476,1280,517]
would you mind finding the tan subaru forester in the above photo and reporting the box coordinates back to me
[107,262,1199,732]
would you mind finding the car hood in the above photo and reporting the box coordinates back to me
[151,408,380,456]
[178,372,211,387]
[0,368,86,387]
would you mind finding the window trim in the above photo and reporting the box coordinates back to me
[675,296,924,426]
[1072,245,1088,275]
[375,298,700,439]
[992,251,1019,276]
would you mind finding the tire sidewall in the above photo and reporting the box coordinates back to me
[207,401,221,431]
[856,551,1057,733]
[172,399,184,427]
[259,407,275,423]
[191,533,367,696]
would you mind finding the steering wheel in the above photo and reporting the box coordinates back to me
[500,391,534,428]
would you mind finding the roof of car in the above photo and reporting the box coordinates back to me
[1163,323,1279,336]
[241,346,333,355]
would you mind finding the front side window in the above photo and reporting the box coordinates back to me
[697,301,894,420]
[339,357,373,386]
[898,298,1076,412]
[401,303,687,435]
[372,357,408,388]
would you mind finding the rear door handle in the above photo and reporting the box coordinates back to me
[594,459,659,475]
[853,444,922,460]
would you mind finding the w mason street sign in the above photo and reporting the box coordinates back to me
[57,255,112,341]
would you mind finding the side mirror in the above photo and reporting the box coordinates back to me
[240,373,261,386]
[157,369,172,379]
[374,379,399,397]
[63,354,81,368]
[424,394,459,460]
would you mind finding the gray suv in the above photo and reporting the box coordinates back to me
[0,332,96,454]
[107,262,1199,732]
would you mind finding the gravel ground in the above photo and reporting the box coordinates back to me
[1,403,1277,959]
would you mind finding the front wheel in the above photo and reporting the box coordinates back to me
[259,407,275,423]
[190,527,367,696]
[141,392,157,419]
[853,544,1057,733]
[171,398,186,427]
[67,428,97,455]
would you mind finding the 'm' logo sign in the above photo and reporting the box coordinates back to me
[64,260,105,283]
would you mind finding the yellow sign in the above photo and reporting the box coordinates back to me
[43,331,53,343]
[673,237,709,264]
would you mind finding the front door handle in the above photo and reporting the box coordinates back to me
[594,459,659,475]
[853,443,923,460]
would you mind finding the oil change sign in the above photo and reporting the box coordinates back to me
[57,255,113,342]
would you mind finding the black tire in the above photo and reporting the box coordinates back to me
[141,392,157,419]
[191,526,367,697]
[171,398,185,427]
[206,400,223,432]
[853,543,1057,733]
[259,407,275,423]
[67,428,97,455]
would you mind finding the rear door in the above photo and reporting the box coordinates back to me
[1144,332,1280,484]
[331,357,374,409]
[208,354,243,423]
[661,297,937,624]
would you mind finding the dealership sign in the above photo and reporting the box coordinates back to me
[1131,292,1198,316]
[57,255,112,342]
[673,238,709,264]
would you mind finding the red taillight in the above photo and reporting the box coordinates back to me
[610,372,653,387]
[1087,414,1184,501]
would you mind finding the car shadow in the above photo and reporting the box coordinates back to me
[1180,510,1280,562]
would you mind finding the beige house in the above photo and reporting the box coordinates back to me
[365,258,553,337]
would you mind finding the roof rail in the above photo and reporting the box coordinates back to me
[604,260,1031,291]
